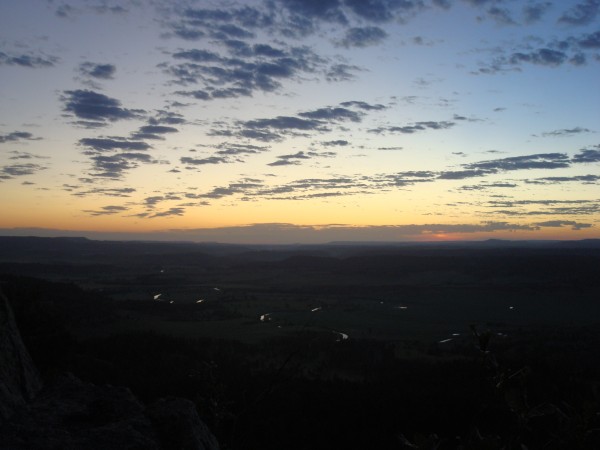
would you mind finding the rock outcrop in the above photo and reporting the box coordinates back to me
[0,289,219,450]
[0,291,42,422]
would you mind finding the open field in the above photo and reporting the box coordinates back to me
[2,236,600,346]
[3,237,600,449]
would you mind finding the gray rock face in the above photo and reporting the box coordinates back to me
[0,289,219,450]
[0,291,42,422]
[1,373,159,450]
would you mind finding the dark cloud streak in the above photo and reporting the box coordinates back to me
[0,51,58,68]
[0,131,40,144]
[338,26,388,48]
[558,0,600,25]
[79,62,116,79]
[61,90,145,126]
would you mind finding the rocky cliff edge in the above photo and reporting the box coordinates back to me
[0,290,219,450]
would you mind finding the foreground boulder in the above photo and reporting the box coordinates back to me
[0,290,219,449]
[1,374,219,450]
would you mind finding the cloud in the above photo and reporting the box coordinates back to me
[70,187,136,197]
[523,2,552,23]
[325,63,362,82]
[412,36,435,46]
[339,100,387,111]
[8,151,47,161]
[534,220,593,230]
[144,196,166,208]
[161,144,599,208]
[525,174,600,185]
[432,0,451,8]
[196,175,365,201]
[88,152,154,179]
[236,129,283,142]
[437,153,572,180]
[0,163,46,180]
[57,3,128,17]
[488,199,595,207]
[485,199,600,217]
[369,120,455,134]
[322,140,350,147]
[172,49,222,63]
[384,171,436,186]
[338,26,388,48]
[283,191,347,200]
[55,4,76,18]
[459,182,518,191]
[160,221,545,244]
[131,125,179,140]
[509,48,568,67]
[558,0,600,25]
[148,110,186,125]
[165,40,327,99]
[195,182,261,199]
[0,51,58,68]
[244,116,325,131]
[175,90,212,101]
[214,143,269,156]
[211,24,255,40]
[477,27,600,74]
[79,138,151,152]
[267,159,301,167]
[466,153,571,171]
[187,146,596,204]
[540,127,592,137]
[142,193,182,209]
[343,0,424,23]
[452,114,483,122]
[213,101,380,143]
[181,156,230,166]
[462,0,500,6]
[253,43,288,58]
[0,131,40,144]
[487,6,516,25]
[273,0,349,30]
[78,62,116,79]
[138,125,179,133]
[578,30,600,48]
[268,151,313,166]
[61,90,145,125]
[169,6,273,41]
[298,106,363,122]
[149,207,186,218]
[83,205,129,216]
[71,120,107,129]
[93,5,128,15]
[572,148,600,163]
[438,169,491,180]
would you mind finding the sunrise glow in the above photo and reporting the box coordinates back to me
[1,0,598,243]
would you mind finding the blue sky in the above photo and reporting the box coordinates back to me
[0,0,599,243]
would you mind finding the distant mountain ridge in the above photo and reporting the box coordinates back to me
[2,234,600,253]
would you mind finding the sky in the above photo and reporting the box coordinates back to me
[0,0,599,244]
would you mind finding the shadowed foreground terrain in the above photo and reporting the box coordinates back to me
[1,236,600,449]
[0,289,219,450]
